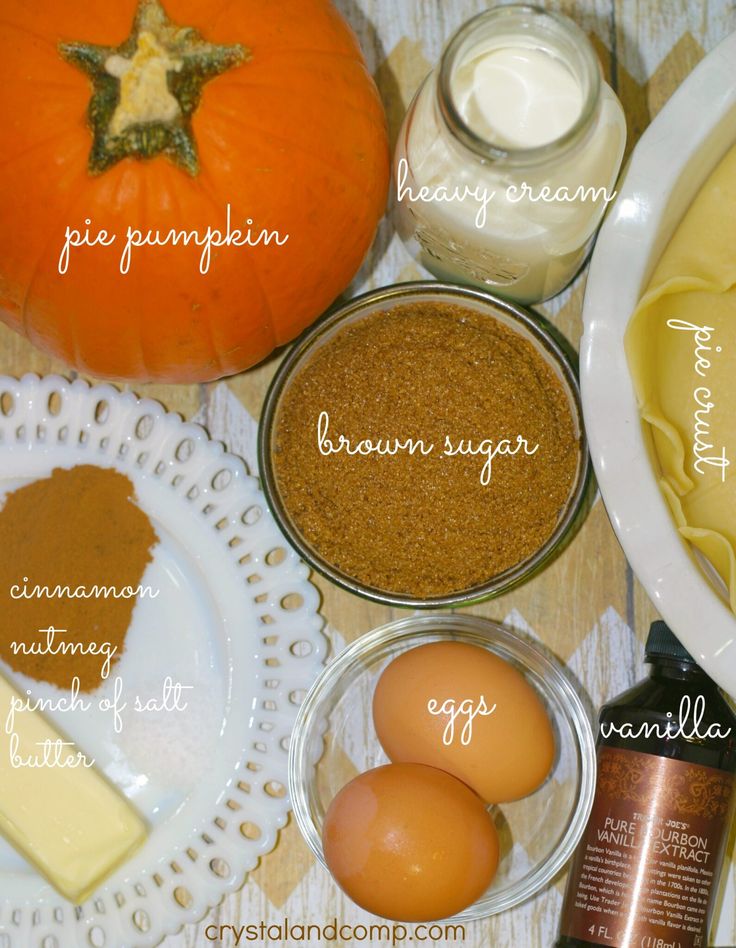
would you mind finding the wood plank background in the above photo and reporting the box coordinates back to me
[1,0,735,945]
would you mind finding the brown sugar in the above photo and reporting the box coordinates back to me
[272,302,581,598]
[0,465,158,691]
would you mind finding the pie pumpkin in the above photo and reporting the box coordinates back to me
[0,0,389,381]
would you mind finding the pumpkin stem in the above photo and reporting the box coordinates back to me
[60,0,247,176]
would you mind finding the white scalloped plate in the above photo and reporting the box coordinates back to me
[0,374,325,948]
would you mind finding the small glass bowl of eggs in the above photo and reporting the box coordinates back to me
[289,613,596,922]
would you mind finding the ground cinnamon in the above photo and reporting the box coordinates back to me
[272,302,580,597]
[0,465,158,691]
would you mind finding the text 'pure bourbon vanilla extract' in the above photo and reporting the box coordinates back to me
[557,621,736,948]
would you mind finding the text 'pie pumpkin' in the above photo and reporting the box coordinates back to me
[0,0,389,382]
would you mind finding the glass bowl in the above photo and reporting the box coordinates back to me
[288,614,597,921]
[258,281,592,609]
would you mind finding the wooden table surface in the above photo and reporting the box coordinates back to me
[2,1,735,945]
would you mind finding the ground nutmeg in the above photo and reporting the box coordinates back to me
[0,465,158,691]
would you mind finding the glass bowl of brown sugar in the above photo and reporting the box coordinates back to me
[258,282,591,608]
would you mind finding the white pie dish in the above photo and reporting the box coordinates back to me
[581,30,736,695]
[0,374,325,948]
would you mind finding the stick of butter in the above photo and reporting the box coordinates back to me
[0,672,147,904]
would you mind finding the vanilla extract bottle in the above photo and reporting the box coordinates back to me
[557,621,736,948]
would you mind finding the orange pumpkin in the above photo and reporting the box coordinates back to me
[0,0,389,382]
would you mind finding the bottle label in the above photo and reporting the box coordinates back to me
[560,746,734,948]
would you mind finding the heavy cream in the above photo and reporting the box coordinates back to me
[395,7,626,303]
[453,45,583,149]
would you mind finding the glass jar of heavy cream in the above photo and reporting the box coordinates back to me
[395,5,626,304]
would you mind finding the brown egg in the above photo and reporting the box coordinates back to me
[322,763,499,922]
[373,641,555,803]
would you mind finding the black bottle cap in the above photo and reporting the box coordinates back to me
[645,620,697,665]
